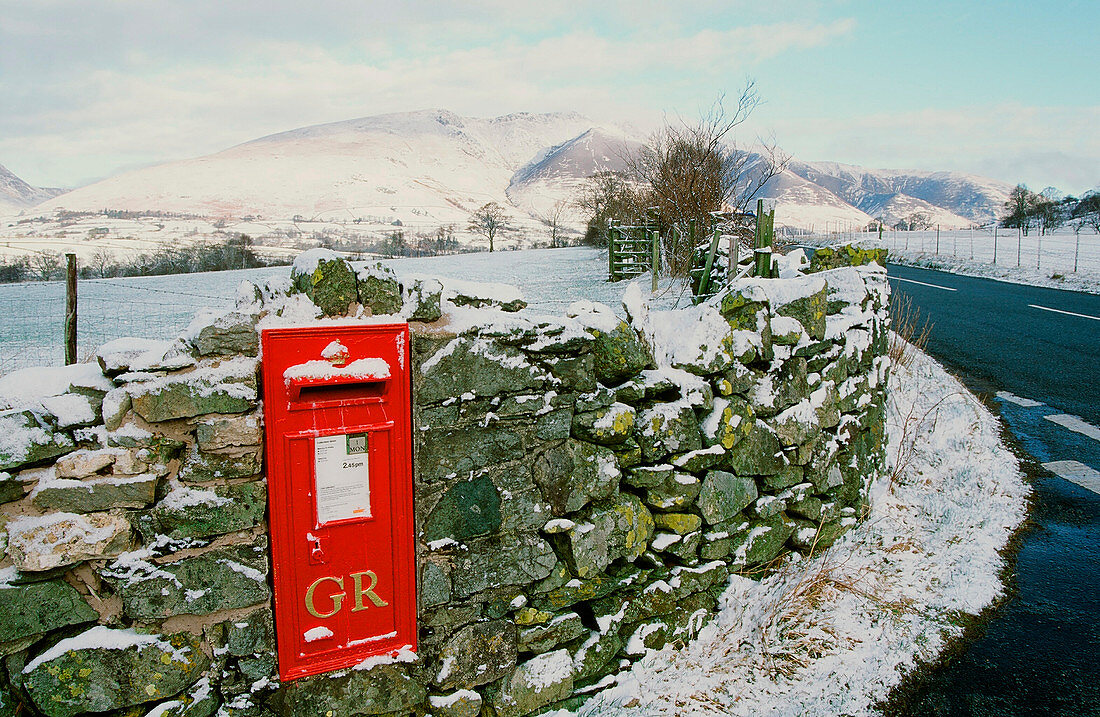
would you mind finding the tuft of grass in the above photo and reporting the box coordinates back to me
[889,294,932,369]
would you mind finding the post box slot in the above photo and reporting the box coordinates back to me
[289,378,388,406]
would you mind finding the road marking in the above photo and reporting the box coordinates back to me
[995,391,1045,408]
[1028,304,1100,322]
[888,276,958,292]
[1044,414,1100,443]
[1042,461,1100,495]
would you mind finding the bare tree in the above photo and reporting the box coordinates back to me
[538,200,570,248]
[575,171,645,247]
[28,251,63,281]
[89,248,116,278]
[468,202,509,252]
[1075,191,1100,233]
[622,83,788,274]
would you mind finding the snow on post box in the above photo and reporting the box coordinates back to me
[261,324,416,681]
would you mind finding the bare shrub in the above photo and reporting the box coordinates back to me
[889,293,932,369]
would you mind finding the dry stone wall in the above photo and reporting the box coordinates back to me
[0,247,889,717]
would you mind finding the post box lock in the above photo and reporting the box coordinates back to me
[262,324,416,681]
[308,535,326,564]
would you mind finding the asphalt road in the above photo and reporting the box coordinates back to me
[887,264,1100,425]
[884,264,1100,716]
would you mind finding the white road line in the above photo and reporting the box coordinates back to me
[1044,414,1100,443]
[1042,461,1100,495]
[995,391,1045,408]
[1028,304,1100,322]
[888,276,958,292]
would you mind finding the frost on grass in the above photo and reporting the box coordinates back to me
[562,349,1028,717]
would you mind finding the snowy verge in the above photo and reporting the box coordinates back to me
[558,347,1029,717]
[886,249,1100,295]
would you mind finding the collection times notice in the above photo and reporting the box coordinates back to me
[313,432,371,524]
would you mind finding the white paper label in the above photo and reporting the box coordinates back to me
[314,432,371,524]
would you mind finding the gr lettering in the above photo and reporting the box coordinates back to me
[304,570,389,619]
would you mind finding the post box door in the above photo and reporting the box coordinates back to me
[261,324,415,681]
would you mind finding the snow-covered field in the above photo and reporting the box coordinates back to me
[0,211,570,265]
[801,228,1100,294]
[0,247,682,374]
[561,348,1029,716]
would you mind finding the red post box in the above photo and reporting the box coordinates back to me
[261,324,416,681]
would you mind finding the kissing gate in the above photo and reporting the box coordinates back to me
[261,324,416,681]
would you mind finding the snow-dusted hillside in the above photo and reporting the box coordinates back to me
[506,127,644,223]
[12,109,1022,249]
[32,110,597,230]
[788,160,1012,227]
[0,163,65,213]
[757,167,874,231]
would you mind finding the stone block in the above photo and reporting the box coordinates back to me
[188,310,259,357]
[30,472,159,513]
[278,660,426,716]
[415,337,552,405]
[452,533,557,598]
[635,402,701,462]
[697,470,758,525]
[532,439,619,515]
[423,473,502,542]
[21,627,208,717]
[571,402,635,445]
[435,620,517,690]
[0,471,26,504]
[128,358,257,422]
[0,409,75,472]
[725,420,784,476]
[177,445,261,482]
[356,262,404,316]
[729,515,796,569]
[429,690,482,717]
[562,494,654,578]
[588,321,651,386]
[292,251,359,317]
[7,512,131,572]
[194,414,262,450]
[416,422,525,484]
[643,472,700,511]
[491,649,573,717]
[518,611,587,653]
[0,579,98,645]
[104,543,270,620]
[404,277,443,322]
[700,396,755,450]
[134,482,267,541]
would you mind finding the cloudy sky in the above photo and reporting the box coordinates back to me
[2,0,1096,194]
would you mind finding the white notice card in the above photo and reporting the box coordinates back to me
[314,432,371,524]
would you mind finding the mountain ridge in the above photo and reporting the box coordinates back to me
[8,110,1017,231]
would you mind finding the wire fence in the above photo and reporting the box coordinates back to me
[802,227,1100,277]
[0,266,287,376]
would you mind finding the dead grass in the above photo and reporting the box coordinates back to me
[888,294,932,369]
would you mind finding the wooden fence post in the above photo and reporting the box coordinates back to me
[651,229,659,293]
[65,253,77,365]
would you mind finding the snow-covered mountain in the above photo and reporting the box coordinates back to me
[0,164,65,213]
[31,110,599,229]
[756,166,875,231]
[786,160,1012,226]
[506,127,645,223]
[22,110,1016,233]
